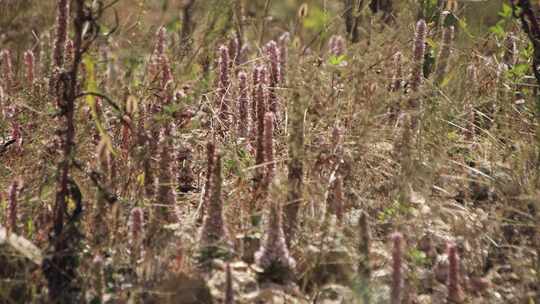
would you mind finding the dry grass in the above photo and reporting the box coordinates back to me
[0,0,538,303]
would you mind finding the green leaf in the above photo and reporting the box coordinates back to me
[83,55,102,134]
[509,63,529,78]
[84,55,115,156]
[303,6,329,32]
[447,131,459,141]
[498,3,512,19]
[166,19,182,32]
[329,54,346,66]
[408,248,428,266]
[224,157,240,175]
[443,12,459,28]
[26,219,33,236]
[458,18,474,39]
[489,20,506,38]
[421,0,440,22]
[423,48,436,78]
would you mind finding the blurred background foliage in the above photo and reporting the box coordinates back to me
[0,0,505,78]
[0,0,504,45]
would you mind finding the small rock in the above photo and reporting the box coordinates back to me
[432,254,449,284]
[317,284,355,304]
[467,276,491,295]
[416,294,432,304]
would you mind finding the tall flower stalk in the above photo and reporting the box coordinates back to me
[225,263,234,304]
[250,66,265,141]
[390,232,403,304]
[253,66,267,189]
[65,39,75,69]
[447,242,464,303]
[228,36,239,68]
[434,25,455,85]
[255,111,295,283]
[465,63,478,141]
[278,32,290,84]
[49,0,69,95]
[199,150,231,262]
[93,139,112,247]
[410,19,427,94]
[38,33,50,76]
[199,141,215,224]
[174,133,194,196]
[144,26,173,201]
[6,179,20,233]
[357,211,371,304]
[237,71,249,138]
[43,1,89,301]
[155,124,174,221]
[328,35,346,57]
[389,52,403,92]
[263,112,275,188]
[52,0,69,69]
[409,19,428,131]
[266,41,280,118]
[1,49,14,93]
[285,92,304,245]
[24,50,35,86]
[129,207,145,263]
[255,199,296,284]
[217,45,231,127]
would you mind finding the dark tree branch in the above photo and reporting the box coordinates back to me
[342,0,366,43]
[512,5,540,290]
[75,92,123,114]
[43,1,116,302]
[0,138,16,155]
